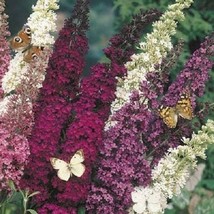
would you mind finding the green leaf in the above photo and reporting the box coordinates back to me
[171,188,191,209]
[19,189,26,199]
[0,190,8,204]
[7,181,16,192]
[165,208,177,214]
[7,192,23,205]
[2,203,22,214]
[195,197,214,214]
[77,206,85,214]
[200,179,214,190]
[26,209,38,214]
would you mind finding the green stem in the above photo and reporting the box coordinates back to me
[23,197,27,214]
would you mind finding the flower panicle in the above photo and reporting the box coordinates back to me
[0,0,10,37]
[28,0,59,46]
[0,124,30,190]
[0,0,32,190]
[108,0,193,122]
[105,9,162,63]
[86,97,153,213]
[40,0,89,101]
[0,0,11,97]
[21,0,90,208]
[163,33,214,107]
[32,0,59,11]
[2,0,58,94]
[0,51,51,189]
[151,119,214,199]
[70,0,89,32]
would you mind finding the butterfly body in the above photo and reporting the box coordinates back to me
[50,150,85,181]
[9,25,43,62]
[23,45,44,63]
[158,93,193,128]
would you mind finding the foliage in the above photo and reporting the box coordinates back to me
[114,0,214,41]
[165,187,214,214]
[0,181,39,214]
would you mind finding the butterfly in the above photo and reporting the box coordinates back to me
[158,93,193,128]
[50,149,86,181]
[131,188,166,213]
[9,25,44,63]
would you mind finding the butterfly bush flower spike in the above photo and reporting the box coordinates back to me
[28,0,59,46]
[0,0,10,112]
[21,0,90,209]
[152,119,214,199]
[107,0,193,128]
[0,0,10,96]
[2,0,59,93]
[0,0,29,190]
[163,35,214,106]
[0,0,58,190]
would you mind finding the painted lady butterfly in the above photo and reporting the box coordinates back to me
[158,93,193,128]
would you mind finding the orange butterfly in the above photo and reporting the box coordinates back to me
[10,25,44,63]
[158,93,193,128]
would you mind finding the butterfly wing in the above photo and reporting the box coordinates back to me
[70,163,85,177]
[70,150,85,177]
[176,93,193,120]
[50,158,71,181]
[70,150,84,165]
[131,191,146,213]
[147,193,162,213]
[23,46,44,63]
[10,25,32,51]
[158,106,178,128]
[133,203,146,214]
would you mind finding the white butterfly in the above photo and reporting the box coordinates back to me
[131,187,167,213]
[50,149,85,181]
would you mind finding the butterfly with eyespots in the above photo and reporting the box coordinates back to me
[50,150,86,181]
[9,25,44,63]
[158,93,194,128]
